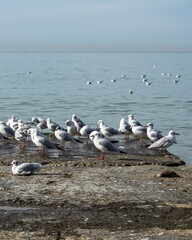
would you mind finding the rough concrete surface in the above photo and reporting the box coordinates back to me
[0,136,191,239]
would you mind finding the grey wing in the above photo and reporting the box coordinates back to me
[149,136,169,148]
[18,163,42,174]
[99,138,119,152]
[106,127,120,135]
[151,131,163,139]
[51,123,59,131]
[63,132,75,142]
[5,126,15,136]
[40,136,57,149]
[77,119,85,128]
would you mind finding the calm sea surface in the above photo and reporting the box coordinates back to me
[0,52,191,165]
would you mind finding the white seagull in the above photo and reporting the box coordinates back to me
[90,131,126,160]
[72,114,85,137]
[131,123,147,143]
[80,125,95,144]
[97,120,120,138]
[118,118,132,140]
[30,128,63,156]
[146,123,163,142]
[11,160,45,175]
[126,114,142,126]
[55,126,81,148]
[0,122,15,137]
[65,120,77,136]
[148,130,179,155]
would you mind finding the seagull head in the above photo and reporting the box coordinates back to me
[146,122,153,128]
[169,131,180,136]
[11,160,20,166]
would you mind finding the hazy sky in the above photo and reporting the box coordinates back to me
[0,0,192,51]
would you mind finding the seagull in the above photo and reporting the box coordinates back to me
[121,74,126,78]
[15,127,28,148]
[32,117,41,125]
[161,73,166,76]
[111,79,116,83]
[11,160,44,175]
[55,126,81,148]
[65,120,77,136]
[176,75,181,78]
[148,130,179,155]
[0,121,15,137]
[118,118,132,141]
[97,120,120,138]
[129,90,133,94]
[173,80,179,84]
[141,75,146,78]
[131,123,147,143]
[47,118,60,134]
[72,114,85,137]
[87,81,93,85]
[97,80,103,84]
[37,119,48,132]
[90,131,126,160]
[142,78,148,82]
[9,116,18,131]
[146,82,152,86]
[79,125,95,144]
[126,114,142,126]
[7,116,17,127]
[30,128,63,156]
[146,123,163,142]
[167,74,172,77]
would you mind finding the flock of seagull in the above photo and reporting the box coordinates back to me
[86,71,181,89]
[0,114,179,176]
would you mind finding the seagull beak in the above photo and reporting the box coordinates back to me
[175,132,180,135]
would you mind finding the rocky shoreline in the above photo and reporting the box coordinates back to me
[0,137,191,239]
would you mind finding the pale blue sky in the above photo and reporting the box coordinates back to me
[0,0,192,51]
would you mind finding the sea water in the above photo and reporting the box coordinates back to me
[0,51,191,165]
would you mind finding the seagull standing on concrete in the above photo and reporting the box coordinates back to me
[118,118,132,141]
[72,114,85,137]
[131,123,147,143]
[126,114,142,126]
[148,130,179,155]
[90,131,126,160]
[65,120,77,136]
[146,123,163,142]
[55,126,81,148]
[0,122,15,138]
[80,125,95,144]
[97,120,120,138]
